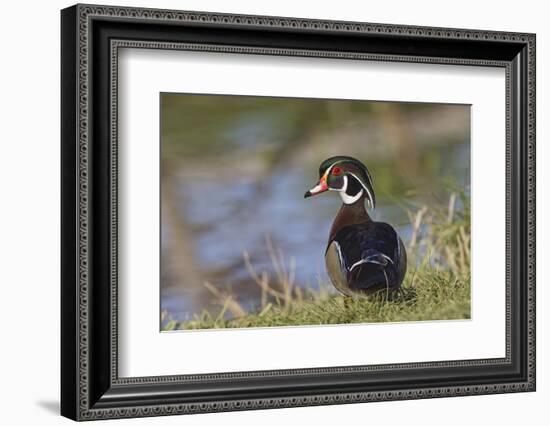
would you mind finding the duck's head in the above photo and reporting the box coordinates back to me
[304,156,376,208]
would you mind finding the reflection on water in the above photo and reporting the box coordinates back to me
[160,94,470,321]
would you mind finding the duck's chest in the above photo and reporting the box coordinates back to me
[328,202,371,243]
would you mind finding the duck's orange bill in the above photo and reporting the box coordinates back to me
[304,174,328,198]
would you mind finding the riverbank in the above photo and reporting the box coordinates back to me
[162,191,471,331]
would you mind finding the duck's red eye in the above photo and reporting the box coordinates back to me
[332,166,342,176]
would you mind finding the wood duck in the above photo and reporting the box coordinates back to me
[305,156,407,296]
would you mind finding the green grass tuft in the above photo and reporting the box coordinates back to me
[173,269,469,330]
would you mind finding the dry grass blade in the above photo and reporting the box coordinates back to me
[447,192,457,223]
[243,251,286,303]
[203,281,246,318]
[409,205,427,251]
[459,226,471,259]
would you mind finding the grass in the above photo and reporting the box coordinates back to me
[162,191,471,331]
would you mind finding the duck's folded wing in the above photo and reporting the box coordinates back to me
[331,224,403,292]
[346,248,395,290]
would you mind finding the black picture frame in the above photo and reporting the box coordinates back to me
[61,4,536,421]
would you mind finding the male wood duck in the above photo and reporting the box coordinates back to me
[305,156,407,296]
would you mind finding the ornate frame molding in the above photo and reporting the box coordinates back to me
[61,4,536,421]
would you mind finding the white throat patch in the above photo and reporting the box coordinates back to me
[333,175,364,204]
[339,188,363,204]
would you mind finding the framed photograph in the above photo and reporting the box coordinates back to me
[61,4,536,421]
